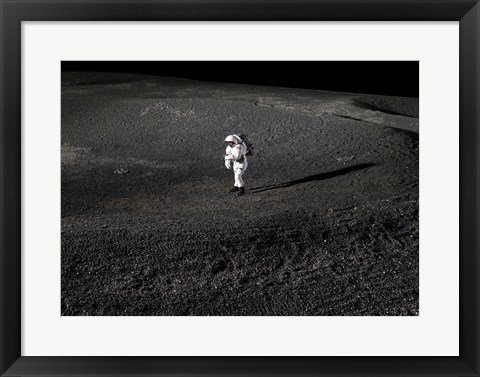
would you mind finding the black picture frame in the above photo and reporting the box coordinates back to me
[1,1,478,376]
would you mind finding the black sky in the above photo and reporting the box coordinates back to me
[62,61,418,98]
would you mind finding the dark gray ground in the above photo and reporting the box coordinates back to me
[61,72,419,316]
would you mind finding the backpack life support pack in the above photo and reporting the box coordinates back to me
[234,134,255,156]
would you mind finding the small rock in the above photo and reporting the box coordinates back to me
[113,168,129,174]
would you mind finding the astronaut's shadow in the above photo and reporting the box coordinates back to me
[249,163,375,194]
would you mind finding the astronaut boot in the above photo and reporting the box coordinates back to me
[230,186,239,192]
[237,187,246,196]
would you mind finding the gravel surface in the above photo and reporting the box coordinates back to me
[61,72,419,316]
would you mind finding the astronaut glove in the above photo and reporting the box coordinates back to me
[225,159,232,170]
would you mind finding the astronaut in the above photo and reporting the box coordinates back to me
[224,134,248,196]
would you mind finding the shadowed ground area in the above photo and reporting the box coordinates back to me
[250,164,376,193]
[61,72,419,316]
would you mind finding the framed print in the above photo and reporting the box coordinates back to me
[1,1,479,376]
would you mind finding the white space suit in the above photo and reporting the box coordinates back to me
[224,135,248,195]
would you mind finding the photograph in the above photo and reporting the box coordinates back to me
[61,61,419,316]
[2,0,479,374]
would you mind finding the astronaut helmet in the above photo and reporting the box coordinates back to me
[225,135,238,146]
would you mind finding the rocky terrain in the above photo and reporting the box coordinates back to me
[61,72,419,316]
